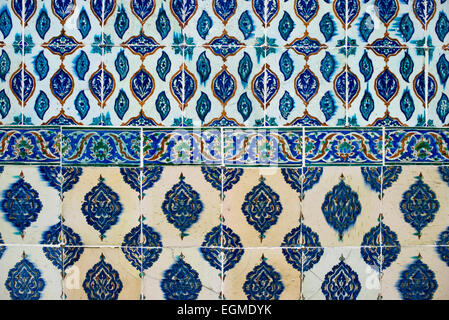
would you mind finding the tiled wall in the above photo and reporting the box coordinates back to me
[0,0,448,300]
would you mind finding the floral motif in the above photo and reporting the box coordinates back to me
[81,176,123,240]
[6,253,45,300]
[399,173,439,238]
[321,256,361,300]
[241,176,282,241]
[160,255,202,300]
[321,176,362,240]
[243,256,284,300]
[436,227,449,267]
[83,254,123,300]
[162,173,203,239]
[396,257,438,300]
[1,172,42,237]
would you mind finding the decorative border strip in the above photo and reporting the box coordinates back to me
[0,127,448,166]
[0,127,60,164]
[62,128,140,166]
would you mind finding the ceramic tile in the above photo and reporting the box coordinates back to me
[103,0,182,47]
[428,0,449,48]
[183,0,266,47]
[23,45,103,125]
[223,168,301,247]
[381,166,449,246]
[0,246,63,300]
[141,166,221,247]
[348,46,426,126]
[62,167,141,246]
[302,247,381,300]
[385,128,449,163]
[381,246,449,300]
[223,248,302,300]
[142,247,221,300]
[64,247,141,300]
[62,127,140,166]
[304,128,383,165]
[102,45,183,126]
[346,0,428,48]
[183,46,265,127]
[427,47,449,126]
[0,0,23,44]
[265,47,347,126]
[302,166,381,247]
[0,45,23,125]
[0,165,61,245]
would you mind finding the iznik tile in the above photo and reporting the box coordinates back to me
[385,128,449,163]
[141,166,221,247]
[428,0,449,47]
[381,166,449,246]
[183,0,266,47]
[183,45,265,127]
[266,0,346,48]
[265,47,347,126]
[62,127,140,166]
[302,247,380,300]
[304,128,383,165]
[301,166,381,247]
[0,45,23,125]
[0,0,24,44]
[64,247,141,300]
[0,127,60,164]
[102,45,183,126]
[103,0,182,47]
[0,166,61,245]
[23,45,103,125]
[223,168,301,247]
[347,0,428,48]
[142,247,221,300]
[348,46,426,126]
[381,246,449,300]
[428,48,449,126]
[0,246,63,300]
[62,167,141,246]
[223,249,302,300]
[143,128,222,165]
[223,129,302,166]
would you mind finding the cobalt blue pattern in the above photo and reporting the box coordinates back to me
[41,222,84,271]
[360,166,402,195]
[161,256,202,300]
[1,172,42,236]
[5,254,45,300]
[396,258,438,300]
[399,174,439,237]
[161,174,203,239]
[241,177,282,241]
[436,227,449,267]
[321,257,361,300]
[243,257,284,300]
[38,166,83,198]
[81,176,123,240]
[321,178,362,240]
[361,222,400,271]
[83,254,123,300]
[122,224,162,272]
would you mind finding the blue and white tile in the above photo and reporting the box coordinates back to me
[142,247,221,300]
[381,166,449,246]
[265,47,346,126]
[223,249,302,300]
[141,166,221,247]
[381,246,449,300]
[64,247,141,300]
[348,46,426,126]
[0,246,63,300]
[428,47,449,126]
[102,45,182,126]
[223,168,301,247]
[183,0,266,47]
[0,45,23,125]
[302,247,380,300]
[184,45,265,126]
[428,0,449,47]
[301,166,381,247]
[0,0,24,43]
[0,166,61,245]
[62,167,141,246]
